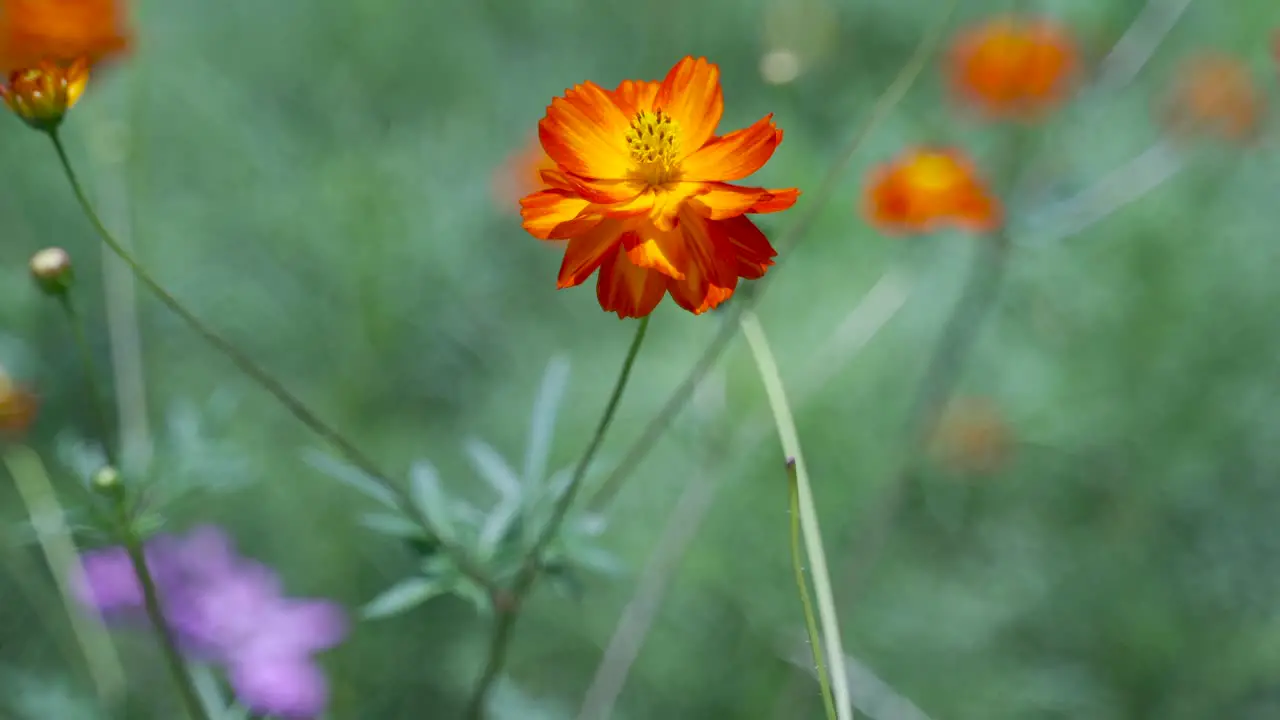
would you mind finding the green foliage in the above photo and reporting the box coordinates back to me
[1,0,1280,718]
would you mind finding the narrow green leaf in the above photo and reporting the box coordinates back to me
[360,577,445,620]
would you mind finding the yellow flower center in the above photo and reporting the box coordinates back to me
[908,153,963,191]
[625,109,682,185]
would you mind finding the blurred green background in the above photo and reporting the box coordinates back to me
[3,0,1280,717]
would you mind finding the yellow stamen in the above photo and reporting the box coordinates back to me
[625,109,682,185]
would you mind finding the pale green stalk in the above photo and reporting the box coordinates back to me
[740,311,852,720]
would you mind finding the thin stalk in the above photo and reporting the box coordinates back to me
[740,311,851,720]
[2,446,126,705]
[45,130,495,594]
[110,491,209,720]
[464,315,652,719]
[57,293,117,468]
[787,459,837,720]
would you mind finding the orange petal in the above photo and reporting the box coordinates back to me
[557,219,624,288]
[0,0,131,70]
[648,185,699,231]
[561,173,647,205]
[688,183,800,220]
[595,241,668,318]
[747,187,800,214]
[654,56,723,160]
[624,222,688,280]
[521,189,595,240]
[952,183,1002,232]
[681,115,782,181]
[677,208,738,289]
[612,79,660,116]
[539,168,574,191]
[667,267,737,315]
[708,215,777,279]
[539,81,632,180]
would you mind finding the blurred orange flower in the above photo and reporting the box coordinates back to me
[1,57,87,129]
[0,368,37,439]
[1161,53,1263,142]
[863,148,1001,235]
[521,56,799,318]
[0,0,130,71]
[930,396,1013,475]
[492,138,557,211]
[948,15,1078,120]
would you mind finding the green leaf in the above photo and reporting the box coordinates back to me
[522,354,570,488]
[409,460,455,541]
[465,439,521,499]
[360,577,446,620]
[303,449,399,510]
[358,513,424,539]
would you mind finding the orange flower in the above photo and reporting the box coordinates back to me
[492,138,557,211]
[1161,53,1262,142]
[0,0,130,71]
[0,368,37,439]
[948,15,1078,120]
[930,396,1013,475]
[521,56,799,318]
[863,148,1000,235]
[1,57,88,129]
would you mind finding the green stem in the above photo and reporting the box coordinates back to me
[110,491,209,720]
[464,315,651,720]
[56,293,118,468]
[2,446,126,706]
[45,130,496,594]
[740,311,852,720]
[786,459,838,720]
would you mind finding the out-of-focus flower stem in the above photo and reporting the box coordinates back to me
[1,446,126,706]
[56,292,117,467]
[45,131,498,596]
[740,311,850,720]
[787,460,838,720]
[837,126,1031,605]
[464,315,651,720]
[110,490,210,720]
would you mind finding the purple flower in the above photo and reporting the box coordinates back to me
[71,525,348,719]
[71,546,143,612]
[229,657,330,720]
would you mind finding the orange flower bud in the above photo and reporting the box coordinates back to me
[1161,53,1262,143]
[930,396,1013,475]
[0,367,37,439]
[0,58,88,130]
[863,148,1001,236]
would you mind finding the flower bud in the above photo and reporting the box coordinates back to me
[91,466,122,496]
[0,367,38,439]
[29,247,75,296]
[0,60,90,132]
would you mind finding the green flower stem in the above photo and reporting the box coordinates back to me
[56,293,117,468]
[109,486,210,720]
[740,310,852,720]
[787,459,838,720]
[2,446,126,706]
[464,315,651,720]
[46,130,496,595]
